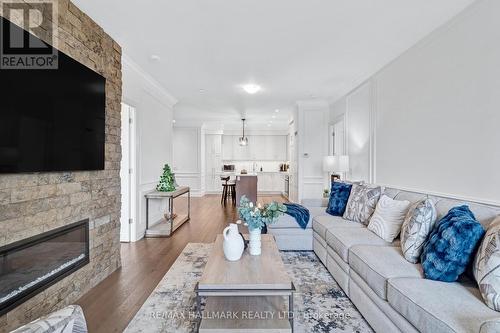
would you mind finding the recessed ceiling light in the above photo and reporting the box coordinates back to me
[267,123,272,127]
[272,115,276,119]
[275,109,280,113]
[199,89,205,93]
[242,84,261,94]
[151,55,161,61]
[172,119,176,123]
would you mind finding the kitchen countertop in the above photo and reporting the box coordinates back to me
[222,171,289,175]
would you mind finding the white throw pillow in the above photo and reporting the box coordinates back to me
[368,195,411,242]
[474,216,500,311]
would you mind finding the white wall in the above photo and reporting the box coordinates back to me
[288,109,299,203]
[346,82,374,183]
[122,55,177,241]
[330,98,346,121]
[172,127,204,196]
[330,0,500,205]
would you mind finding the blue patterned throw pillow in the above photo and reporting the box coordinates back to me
[326,182,352,216]
[421,205,485,282]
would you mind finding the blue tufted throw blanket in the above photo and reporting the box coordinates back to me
[283,203,310,229]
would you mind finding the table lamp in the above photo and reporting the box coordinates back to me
[323,155,349,182]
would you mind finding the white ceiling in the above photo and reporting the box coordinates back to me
[73,0,475,129]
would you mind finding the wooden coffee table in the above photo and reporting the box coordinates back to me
[195,234,295,332]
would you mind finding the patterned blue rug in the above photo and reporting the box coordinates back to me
[125,243,372,333]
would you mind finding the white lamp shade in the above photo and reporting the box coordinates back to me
[323,155,349,173]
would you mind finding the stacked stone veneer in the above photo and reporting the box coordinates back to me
[0,1,122,331]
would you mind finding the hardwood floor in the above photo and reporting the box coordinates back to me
[76,194,286,333]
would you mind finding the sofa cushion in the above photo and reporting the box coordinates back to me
[326,181,352,216]
[388,277,500,333]
[421,205,485,282]
[349,245,423,300]
[325,227,397,262]
[270,206,327,229]
[474,216,500,311]
[349,270,420,333]
[400,198,438,264]
[367,195,411,242]
[343,184,382,225]
[312,215,363,239]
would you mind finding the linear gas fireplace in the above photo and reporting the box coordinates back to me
[0,219,89,315]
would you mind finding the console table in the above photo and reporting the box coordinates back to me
[144,186,190,237]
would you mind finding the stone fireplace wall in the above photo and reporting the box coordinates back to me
[0,1,122,330]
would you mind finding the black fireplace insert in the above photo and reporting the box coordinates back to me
[0,219,89,315]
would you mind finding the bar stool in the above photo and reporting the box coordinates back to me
[221,176,236,205]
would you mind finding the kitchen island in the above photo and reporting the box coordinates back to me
[235,174,257,205]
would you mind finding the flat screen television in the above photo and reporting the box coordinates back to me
[0,17,106,173]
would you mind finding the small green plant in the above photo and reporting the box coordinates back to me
[238,196,287,230]
[156,164,176,192]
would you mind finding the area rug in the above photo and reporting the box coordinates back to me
[125,243,373,333]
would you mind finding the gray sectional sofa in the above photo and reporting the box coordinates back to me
[268,187,500,333]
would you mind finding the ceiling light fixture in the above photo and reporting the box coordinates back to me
[242,84,261,94]
[275,109,280,113]
[239,118,249,146]
[150,55,161,61]
[272,115,276,119]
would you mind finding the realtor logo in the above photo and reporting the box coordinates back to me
[0,0,58,69]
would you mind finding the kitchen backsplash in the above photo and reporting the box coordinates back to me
[223,161,286,173]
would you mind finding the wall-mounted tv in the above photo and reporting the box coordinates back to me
[0,17,106,173]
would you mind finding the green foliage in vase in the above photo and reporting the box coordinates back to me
[156,164,176,192]
[238,195,287,230]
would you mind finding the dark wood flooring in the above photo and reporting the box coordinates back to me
[76,194,286,333]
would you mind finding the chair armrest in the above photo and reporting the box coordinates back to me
[301,198,328,208]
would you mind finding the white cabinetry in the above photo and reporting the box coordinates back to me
[205,134,222,192]
[256,172,286,193]
[222,135,287,161]
[222,135,233,160]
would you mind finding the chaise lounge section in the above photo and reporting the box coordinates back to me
[269,187,500,333]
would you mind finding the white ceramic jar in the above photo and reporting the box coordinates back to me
[223,223,244,261]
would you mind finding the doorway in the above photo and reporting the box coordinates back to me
[120,103,137,242]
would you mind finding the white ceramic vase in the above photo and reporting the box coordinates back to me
[223,223,244,261]
[248,227,262,256]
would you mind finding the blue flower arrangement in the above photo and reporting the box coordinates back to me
[238,195,287,230]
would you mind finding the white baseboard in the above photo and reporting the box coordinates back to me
[189,189,205,197]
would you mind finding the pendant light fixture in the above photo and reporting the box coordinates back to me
[239,118,248,146]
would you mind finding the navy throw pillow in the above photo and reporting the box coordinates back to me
[421,205,485,282]
[326,182,352,216]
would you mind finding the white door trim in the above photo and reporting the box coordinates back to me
[120,103,137,242]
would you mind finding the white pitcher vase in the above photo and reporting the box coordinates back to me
[223,223,244,261]
[248,227,262,256]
